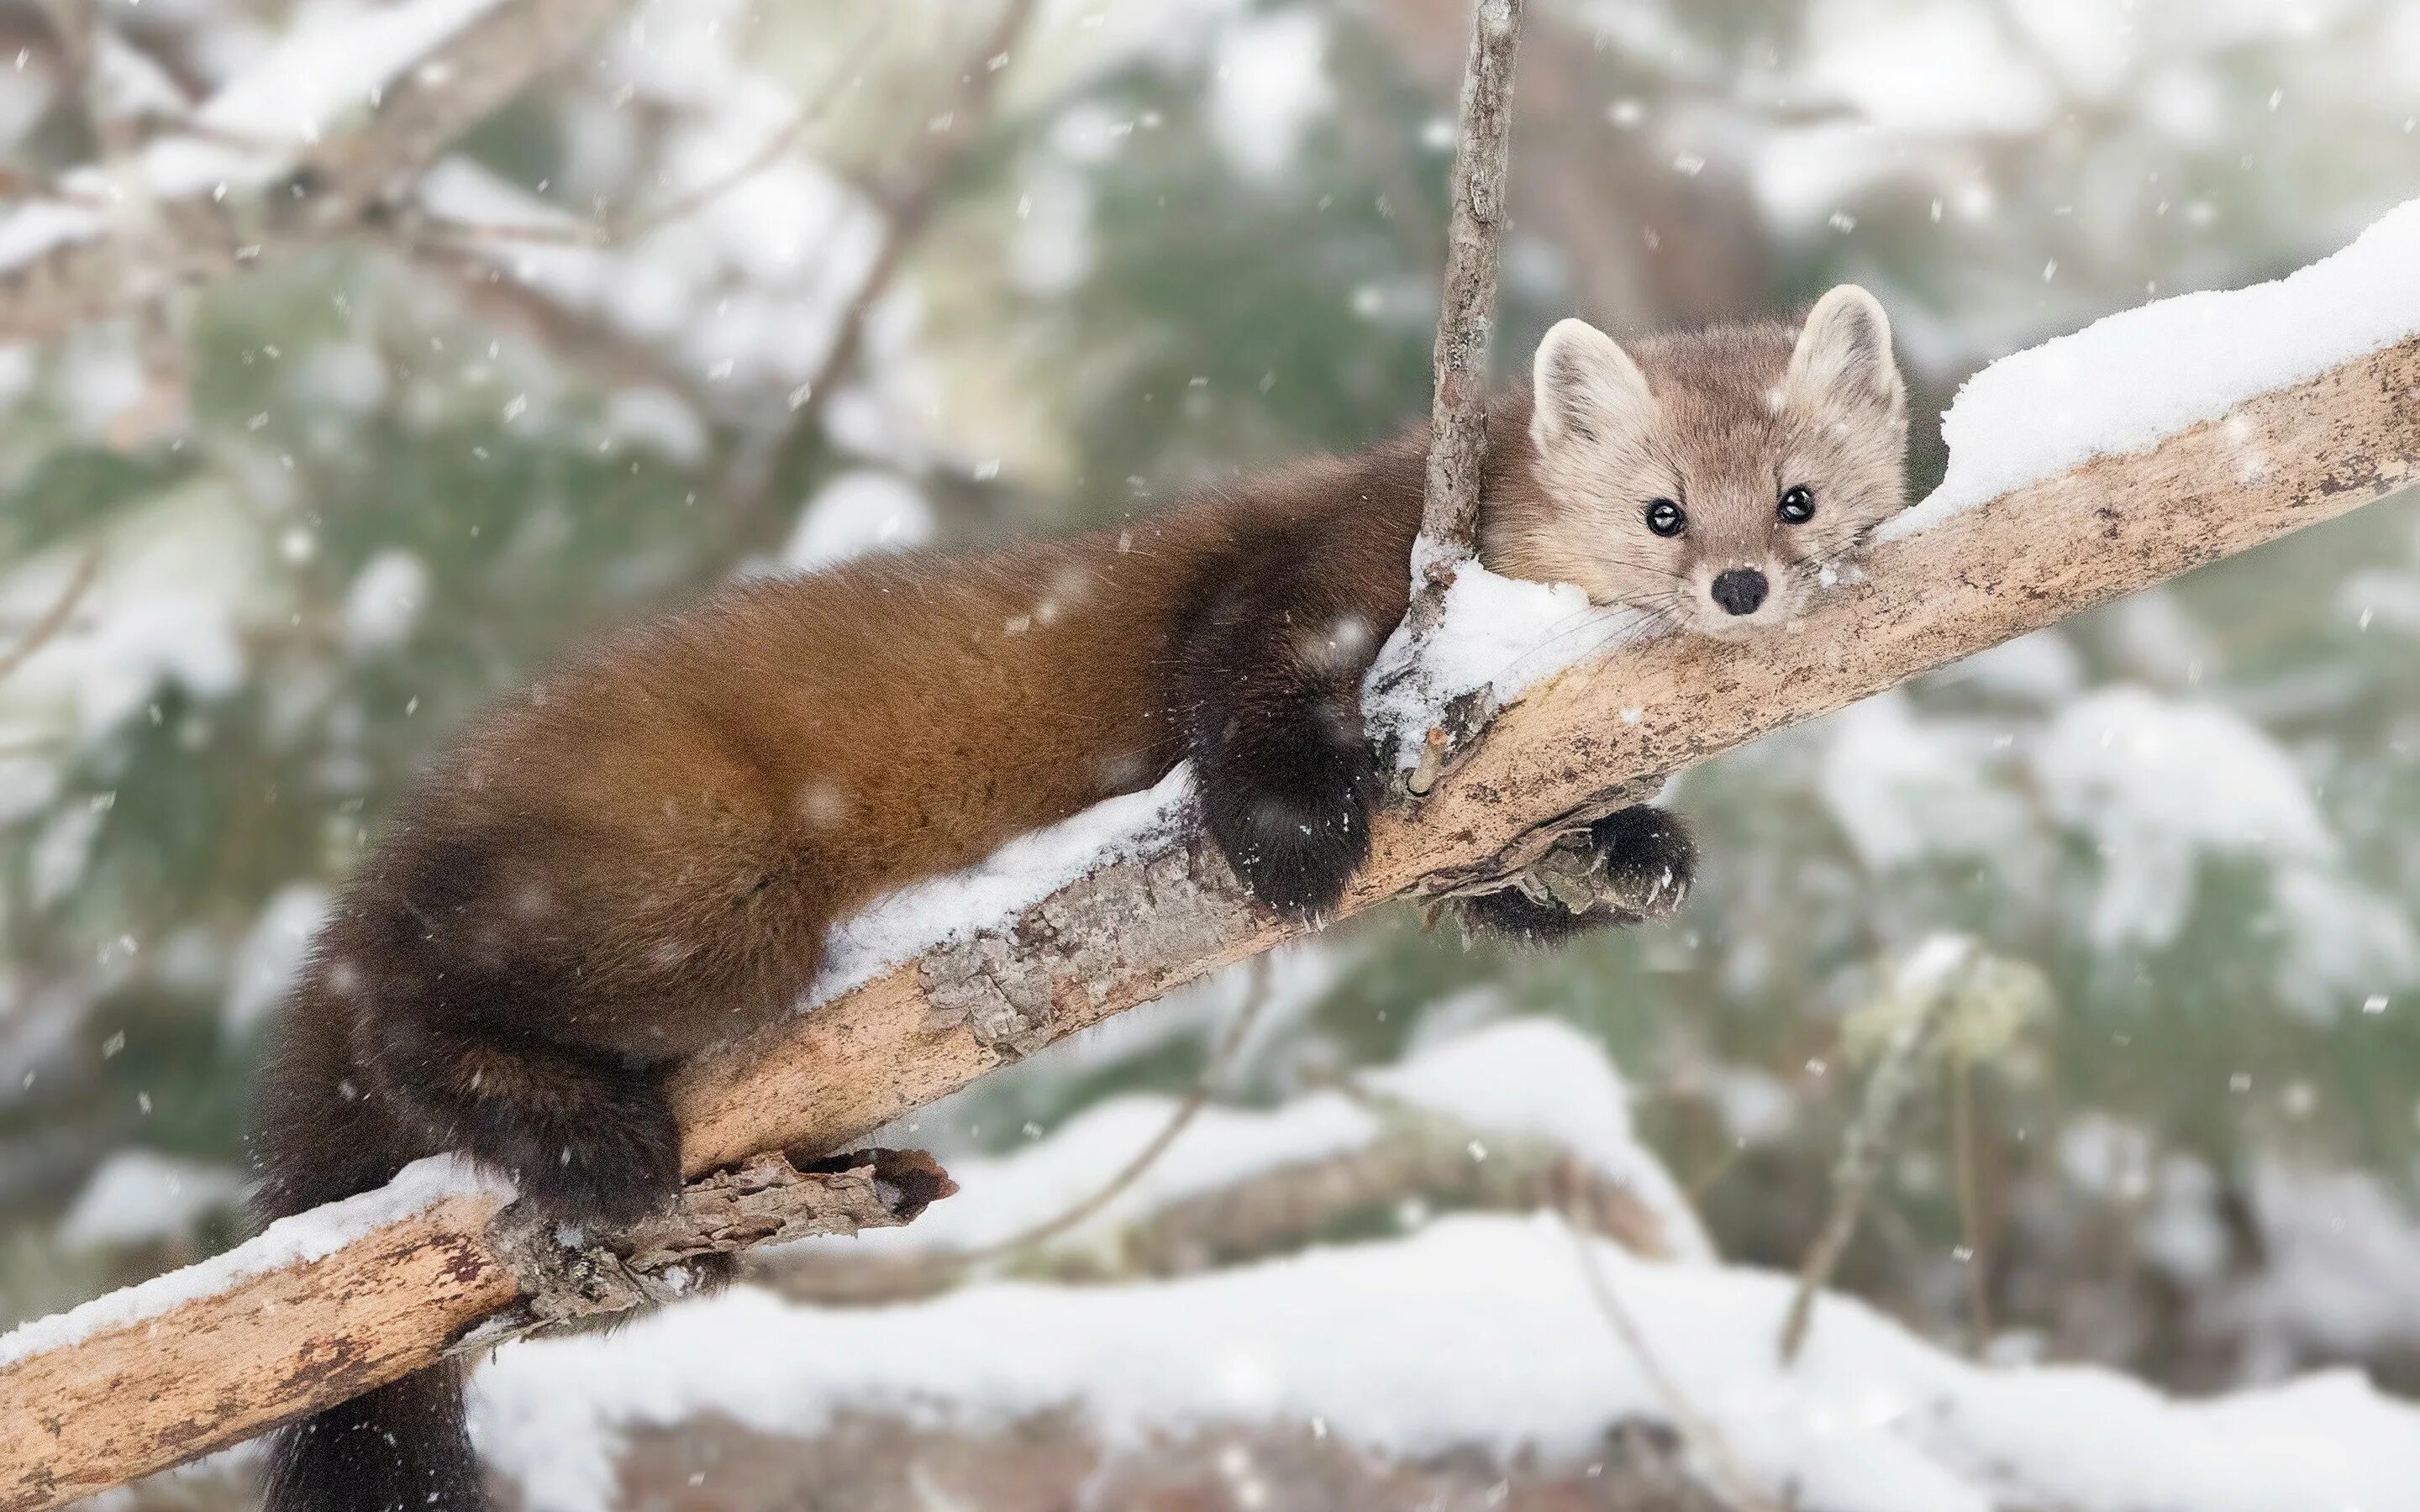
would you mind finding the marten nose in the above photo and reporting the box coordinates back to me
[1711,568,1768,617]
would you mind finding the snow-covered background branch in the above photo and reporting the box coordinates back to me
[2,2,2419,1509]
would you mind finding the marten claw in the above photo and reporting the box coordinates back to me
[1457,805,1697,945]
[1588,805,1697,921]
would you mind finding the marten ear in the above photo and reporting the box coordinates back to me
[1788,285,1904,417]
[1531,318,1653,451]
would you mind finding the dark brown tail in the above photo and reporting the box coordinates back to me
[260,1364,484,1512]
[249,975,492,1512]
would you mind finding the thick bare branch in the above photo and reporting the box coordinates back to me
[4,334,2415,1508]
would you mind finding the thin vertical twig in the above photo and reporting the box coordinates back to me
[1777,950,1970,1364]
[1565,1216,1782,1512]
[1949,1053,1994,1352]
[1404,0,1523,638]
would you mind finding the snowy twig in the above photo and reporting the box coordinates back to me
[0,0,629,344]
[473,1147,951,1346]
[758,1108,1677,1305]
[1565,1219,1781,1512]
[6,317,2418,1507]
[396,231,723,408]
[0,1144,945,1512]
[1777,943,1974,1365]
[1403,0,1523,640]
[421,13,886,253]
[0,551,98,685]
[723,0,1041,546]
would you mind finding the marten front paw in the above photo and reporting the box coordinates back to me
[472,1060,684,1230]
[1586,805,1696,920]
[1460,806,1696,945]
[1198,727,1379,917]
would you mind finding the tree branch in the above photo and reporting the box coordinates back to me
[750,1110,1680,1306]
[1405,0,1523,637]
[0,551,98,685]
[0,1147,947,1512]
[0,0,629,344]
[3,324,2415,1507]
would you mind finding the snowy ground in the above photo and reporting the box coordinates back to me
[468,1020,2420,1512]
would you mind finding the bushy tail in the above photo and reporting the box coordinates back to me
[250,974,491,1512]
[261,1365,485,1512]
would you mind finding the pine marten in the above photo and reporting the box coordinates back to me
[249,287,1907,1510]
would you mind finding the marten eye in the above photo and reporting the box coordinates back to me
[1777,485,1816,524]
[1644,498,1686,537]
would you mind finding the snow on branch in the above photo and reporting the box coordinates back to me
[0,1147,945,1512]
[5,206,2420,1511]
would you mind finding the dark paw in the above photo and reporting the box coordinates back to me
[469,1060,683,1229]
[1459,886,1602,947]
[1199,735,1378,917]
[1458,806,1696,944]
[1587,805,1696,920]
[672,1250,740,1294]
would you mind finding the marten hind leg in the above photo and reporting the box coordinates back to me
[366,1008,683,1227]
[1460,806,1697,947]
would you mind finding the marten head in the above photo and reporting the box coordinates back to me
[1491,286,1908,639]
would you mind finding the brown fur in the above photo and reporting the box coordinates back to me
[249,295,1906,1512]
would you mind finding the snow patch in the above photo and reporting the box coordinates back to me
[1891,197,2420,537]
[0,201,105,271]
[1805,3,2057,135]
[1818,692,2029,871]
[2031,687,2328,949]
[471,1215,2420,1512]
[781,471,935,575]
[1363,560,1645,769]
[1208,9,1334,182]
[341,550,431,655]
[144,0,508,195]
[2233,1163,2420,1365]
[221,884,334,1036]
[28,800,106,909]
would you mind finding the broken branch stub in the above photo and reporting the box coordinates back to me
[480,1147,955,1342]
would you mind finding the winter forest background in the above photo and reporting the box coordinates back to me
[4,0,2420,1507]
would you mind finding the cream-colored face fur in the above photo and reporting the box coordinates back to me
[1491,286,1909,639]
